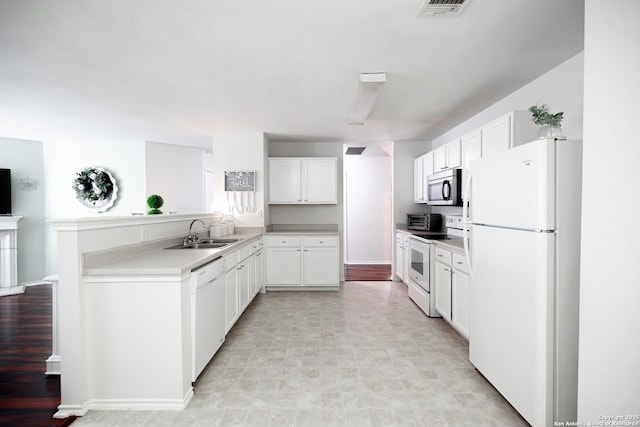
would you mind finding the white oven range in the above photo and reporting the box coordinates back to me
[406,215,467,317]
[407,236,439,317]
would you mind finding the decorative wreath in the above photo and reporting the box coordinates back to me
[72,167,118,211]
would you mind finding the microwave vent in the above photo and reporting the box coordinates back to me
[418,0,469,16]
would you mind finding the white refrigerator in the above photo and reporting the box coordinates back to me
[465,138,582,426]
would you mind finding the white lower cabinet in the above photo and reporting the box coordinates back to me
[266,236,302,285]
[253,241,264,296]
[434,245,470,339]
[395,231,412,284]
[224,252,239,334]
[303,247,339,286]
[451,266,470,338]
[266,234,339,288]
[395,232,404,281]
[435,260,452,322]
[224,238,263,334]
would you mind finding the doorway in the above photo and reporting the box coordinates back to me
[343,142,393,281]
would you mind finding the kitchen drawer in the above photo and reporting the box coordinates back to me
[435,247,452,265]
[408,280,430,316]
[302,236,338,247]
[222,251,238,270]
[238,243,255,261]
[452,252,468,275]
[266,236,302,247]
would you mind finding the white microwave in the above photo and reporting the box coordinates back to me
[426,169,462,206]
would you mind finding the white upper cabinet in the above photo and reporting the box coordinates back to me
[414,152,434,203]
[433,139,461,172]
[304,158,337,203]
[414,155,425,203]
[268,157,337,204]
[445,139,461,169]
[433,146,447,172]
[480,111,539,159]
[268,158,302,203]
[461,129,482,169]
[423,151,434,177]
[481,114,512,158]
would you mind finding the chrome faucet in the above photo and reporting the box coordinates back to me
[185,219,206,245]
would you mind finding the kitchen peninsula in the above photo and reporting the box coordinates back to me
[51,214,262,418]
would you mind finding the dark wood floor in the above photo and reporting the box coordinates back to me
[344,264,392,281]
[0,284,76,427]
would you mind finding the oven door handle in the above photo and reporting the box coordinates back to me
[442,180,451,200]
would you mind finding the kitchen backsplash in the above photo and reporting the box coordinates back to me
[270,205,342,225]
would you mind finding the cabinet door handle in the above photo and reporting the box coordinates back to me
[456,261,463,265]
[444,268,450,272]
[438,254,443,257]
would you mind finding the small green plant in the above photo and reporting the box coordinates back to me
[146,194,164,215]
[529,104,564,127]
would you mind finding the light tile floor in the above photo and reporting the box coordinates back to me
[71,281,528,426]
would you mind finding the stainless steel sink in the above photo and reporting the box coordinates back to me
[166,242,229,249]
[197,238,238,244]
[165,237,239,250]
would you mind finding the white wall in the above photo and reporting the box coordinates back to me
[42,138,147,274]
[0,137,46,283]
[211,132,265,227]
[344,151,392,264]
[578,1,640,421]
[145,141,211,214]
[432,51,584,148]
[392,140,431,228]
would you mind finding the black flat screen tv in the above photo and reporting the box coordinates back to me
[0,169,11,215]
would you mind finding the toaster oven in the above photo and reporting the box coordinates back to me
[407,213,442,231]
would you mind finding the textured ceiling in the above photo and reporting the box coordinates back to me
[0,0,584,148]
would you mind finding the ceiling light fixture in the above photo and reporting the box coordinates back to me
[348,72,386,125]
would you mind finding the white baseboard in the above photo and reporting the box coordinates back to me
[54,389,194,418]
[0,285,25,297]
[45,355,61,375]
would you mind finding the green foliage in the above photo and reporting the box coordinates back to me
[72,167,114,201]
[529,104,564,126]
[146,194,164,214]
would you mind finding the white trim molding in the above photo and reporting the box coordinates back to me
[0,216,23,296]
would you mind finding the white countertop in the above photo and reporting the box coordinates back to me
[84,231,263,276]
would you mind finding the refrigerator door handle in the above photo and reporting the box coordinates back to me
[442,180,451,200]
[463,171,473,277]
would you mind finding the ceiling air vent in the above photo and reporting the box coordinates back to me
[345,147,366,155]
[418,0,469,16]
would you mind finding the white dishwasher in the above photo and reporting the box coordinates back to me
[190,257,226,382]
